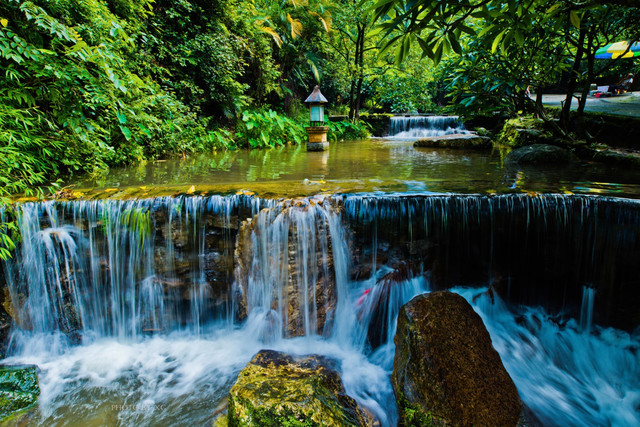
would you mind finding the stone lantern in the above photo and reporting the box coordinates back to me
[304,85,329,151]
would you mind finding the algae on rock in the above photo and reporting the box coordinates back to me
[496,115,555,147]
[227,350,368,426]
[0,365,40,422]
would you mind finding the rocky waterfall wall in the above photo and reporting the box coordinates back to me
[1,194,639,352]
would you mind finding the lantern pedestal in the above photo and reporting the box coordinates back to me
[305,126,329,151]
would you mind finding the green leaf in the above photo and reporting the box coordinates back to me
[491,29,506,53]
[514,30,524,46]
[569,10,580,28]
[449,33,462,55]
[434,40,444,64]
[546,4,562,16]
[116,111,127,125]
[137,123,152,138]
[120,125,132,140]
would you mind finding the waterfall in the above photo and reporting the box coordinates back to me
[1,193,639,426]
[460,286,640,426]
[1,196,269,351]
[580,286,596,333]
[388,115,468,138]
[237,198,342,340]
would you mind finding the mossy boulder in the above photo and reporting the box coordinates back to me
[0,365,40,421]
[227,350,368,426]
[496,116,555,147]
[413,133,491,149]
[505,144,578,166]
[589,148,640,167]
[392,291,521,426]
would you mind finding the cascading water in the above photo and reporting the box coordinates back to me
[580,286,596,334]
[1,194,639,426]
[387,115,468,138]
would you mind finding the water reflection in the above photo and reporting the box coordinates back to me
[69,140,640,199]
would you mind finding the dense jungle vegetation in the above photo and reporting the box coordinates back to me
[0,0,639,257]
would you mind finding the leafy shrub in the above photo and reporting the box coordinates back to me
[235,109,305,148]
[327,120,370,142]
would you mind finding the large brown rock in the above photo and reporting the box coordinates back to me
[227,350,369,426]
[392,291,521,426]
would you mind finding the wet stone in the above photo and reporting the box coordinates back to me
[392,291,522,426]
[413,133,491,149]
[227,350,369,426]
[0,365,40,422]
[505,144,578,165]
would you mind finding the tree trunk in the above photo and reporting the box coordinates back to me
[348,24,364,120]
[535,87,544,117]
[576,28,597,141]
[561,24,587,132]
[348,79,356,120]
[353,23,365,120]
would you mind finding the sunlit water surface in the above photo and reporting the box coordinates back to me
[67,139,640,199]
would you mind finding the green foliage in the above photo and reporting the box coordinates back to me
[122,207,151,250]
[0,0,209,172]
[0,221,17,261]
[235,108,305,148]
[206,128,238,150]
[370,53,436,113]
[371,0,640,127]
[141,0,281,117]
[327,120,370,142]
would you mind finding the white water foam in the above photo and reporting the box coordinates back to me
[387,115,469,139]
[456,287,640,426]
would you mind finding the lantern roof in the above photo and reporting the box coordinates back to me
[304,85,328,103]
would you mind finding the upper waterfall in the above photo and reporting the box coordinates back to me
[388,115,468,138]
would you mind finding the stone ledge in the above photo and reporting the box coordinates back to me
[413,133,491,149]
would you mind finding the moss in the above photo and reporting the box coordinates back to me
[236,401,317,427]
[496,115,553,148]
[0,365,39,422]
[396,391,446,427]
[227,351,367,427]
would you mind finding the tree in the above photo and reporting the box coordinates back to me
[372,0,640,138]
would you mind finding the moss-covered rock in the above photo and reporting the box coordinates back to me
[392,291,521,426]
[504,144,578,165]
[227,350,368,426]
[496,116,555,147]
[0,365,40,422]
[413,133,491,149]
[587,147,640,167]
